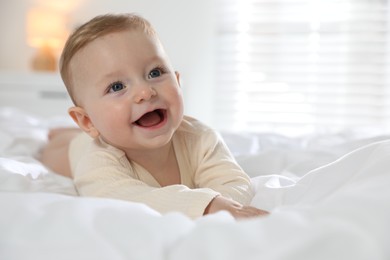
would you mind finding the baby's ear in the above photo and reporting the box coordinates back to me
[68,107,100,138]
[175,71,181,86]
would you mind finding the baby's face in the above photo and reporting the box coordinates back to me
[68,29,184,153]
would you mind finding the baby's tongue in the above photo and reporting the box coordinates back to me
[137,111,161,127]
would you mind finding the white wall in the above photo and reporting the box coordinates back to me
[0,0,216,126]
[0,2,32,71]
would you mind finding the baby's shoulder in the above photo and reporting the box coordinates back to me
[178,116,215,136]
[175,116,221,146]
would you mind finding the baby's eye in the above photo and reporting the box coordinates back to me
[108,82,126,93]
[148,68,164,79]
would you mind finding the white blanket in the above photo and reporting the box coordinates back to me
[1,107,390,260]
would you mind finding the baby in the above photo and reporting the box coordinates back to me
[40,13,268,219]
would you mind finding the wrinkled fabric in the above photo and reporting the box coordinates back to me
[1,107,390,260]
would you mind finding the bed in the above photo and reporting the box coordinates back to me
[1,72,390,260]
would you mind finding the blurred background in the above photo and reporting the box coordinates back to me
[0,0,216,127]
[1,0,390,136]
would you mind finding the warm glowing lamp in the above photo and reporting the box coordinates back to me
[27,8,68,71]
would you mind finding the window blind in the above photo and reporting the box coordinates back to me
[214,0,390,136]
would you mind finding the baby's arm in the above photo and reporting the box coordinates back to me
[194,130,255,205]
[74,150,266,219]
[192,129,270,218]
[72,147,221,219]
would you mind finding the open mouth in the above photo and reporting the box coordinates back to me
[133,109,166,128]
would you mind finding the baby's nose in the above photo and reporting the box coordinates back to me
[133,83,157,103]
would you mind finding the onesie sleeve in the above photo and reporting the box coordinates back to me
[70,134,219,219]
[191,128,254,205]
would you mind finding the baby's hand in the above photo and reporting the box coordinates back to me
[204,195,269,219]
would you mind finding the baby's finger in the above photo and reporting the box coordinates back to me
[243,206,269,216]
[235,206,269,219]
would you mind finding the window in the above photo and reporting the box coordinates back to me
[215,0,390,136]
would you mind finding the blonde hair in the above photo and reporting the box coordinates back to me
[60,13,157,105]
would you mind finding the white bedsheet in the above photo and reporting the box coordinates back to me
[1,107,390,260]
